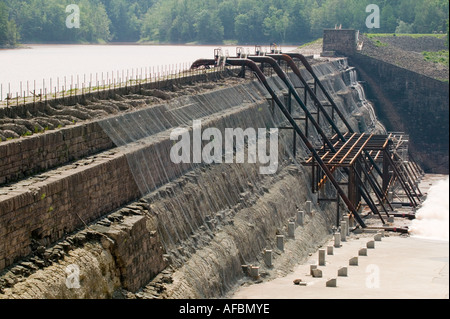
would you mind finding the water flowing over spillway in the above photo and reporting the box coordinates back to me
[410,176,449,241]
[0,57,406,299]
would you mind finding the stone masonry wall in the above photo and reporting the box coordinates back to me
[0,71,234,187]
[0,122,113,185]
[0,97,273,272]
[323,29,357,55]
[350,53,449,174]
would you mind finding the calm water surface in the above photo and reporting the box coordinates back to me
[0,44,298,99]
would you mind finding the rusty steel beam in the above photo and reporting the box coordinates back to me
[224,57,367,228]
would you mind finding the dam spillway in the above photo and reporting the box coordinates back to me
[0,47,428,299]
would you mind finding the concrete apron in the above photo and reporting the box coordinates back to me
[231,232,449,299]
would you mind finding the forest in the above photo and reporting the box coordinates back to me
[0,0,449,46]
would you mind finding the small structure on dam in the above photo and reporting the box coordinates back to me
[0,36,429,299]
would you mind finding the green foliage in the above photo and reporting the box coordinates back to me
[396,20,415,34]
[0,0,19,46]
[374,39,388,47]
[366,33,447,39]
[0,0,448,45]
[0,1,7,45]
[423,50,449,66]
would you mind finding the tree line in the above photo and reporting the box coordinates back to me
[1,0,448,46]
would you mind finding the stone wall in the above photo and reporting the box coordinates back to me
[0,70,234,186]
[0,122,113,185]
[350,53,449,174]
[0,95,277,272]
[0,58,381,298]
[323,29,357,55]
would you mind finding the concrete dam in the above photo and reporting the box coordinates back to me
[0,33,439,299]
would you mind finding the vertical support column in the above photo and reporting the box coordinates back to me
[334,232,341,248]
[297,210,305,226]
[264,250,273,267]
[348,167,359,210]
[276,235,285,252]
[343,215,350,236]
[341,221,347,242]
[305,201,313,215]
[288,222,296,238]
[319,249,326,266]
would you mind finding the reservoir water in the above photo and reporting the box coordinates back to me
[0,44,298,100]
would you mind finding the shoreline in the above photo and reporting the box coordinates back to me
[1,42,301,49]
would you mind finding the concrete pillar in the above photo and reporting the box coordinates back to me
[310,264,317,275]
[297,210,305,226]
[319,249,326,266]
[338,267,348,277]
[341,221,347,242]
[305,201,312,215]
[334,232,341,248]
[288,222,296,238]
[359,248,368,256]
[264,250,273,267]
[327,246,334,256]
[326,278,337,287]
[349,257,358,266]
[276,235,284,252]
[374,233,382,242]
[250,266,260,278]
[343,216,350,236]
[367,240,375,249]
[312,269,323,278]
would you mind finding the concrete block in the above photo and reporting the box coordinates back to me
[250,266,260,278]
[276,235,284,252]
[305,201,312,214]
[319,249,326,266]
[288,222,296,238]
[297,210,305,226]
[341,221,347,242]
[334,232,341,248]
[326,278,337,287]
[343,216,350,235]
[349,257,358,266]
[338,267,348,277]
[310,264,317,275]
[367,240,375,249]
[359,248,368,256]
[312,269,323,278]
[264,250,273,267]
[374,233,382,242]
[327,246,334,256]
